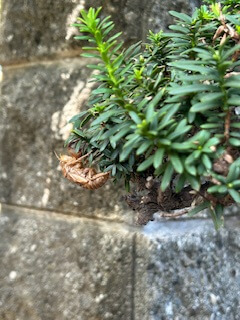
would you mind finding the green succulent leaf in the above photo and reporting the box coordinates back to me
[169,84,216,96]
[137,155,155,172]
[175,174,186,193]
[161,162,174,191]
[136,141,153,155]
[153,148,165,169]
[229,138,240,147]
[210,204,224,230]
[202,154,212,170]
[169,11,192,23]
[170,153,184,173]
[188,201,210,217]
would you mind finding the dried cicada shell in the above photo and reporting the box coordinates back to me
[57,150,110,190]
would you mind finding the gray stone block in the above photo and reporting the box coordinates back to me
[0,0,80,64]
[86,0,202,45]
[1,205,239,320]
[0,204,134,320]
[0,0,202,64]
[134,218,240,320]
[0,59,131,223]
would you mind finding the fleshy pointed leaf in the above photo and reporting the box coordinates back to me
[161,163,174,191]
[188,201,210,217]
[170,153,183,173]
[153,148,165,169]
[137,155,154,172]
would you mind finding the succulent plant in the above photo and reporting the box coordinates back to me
[64,0,240,228]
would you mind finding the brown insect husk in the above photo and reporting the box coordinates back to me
[58,150,110,190]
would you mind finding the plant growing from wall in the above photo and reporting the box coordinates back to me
[62,0,240,228]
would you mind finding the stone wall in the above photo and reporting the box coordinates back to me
[0,1,240,319]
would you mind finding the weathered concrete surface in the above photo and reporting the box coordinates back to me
[0,59,130,223]
[86,0,202,45]
[135,218,240,320]
[1,205,240,320]
[0,0,202,64]
[0,204,134,320]
[0,0,81,64]
[1,1,240,319]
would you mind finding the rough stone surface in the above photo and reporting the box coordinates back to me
[0,0,202,64]
[0,0,81,64]
[135,218,240,320]
[0,204,134,320]
[86,0,202,45]
[1,1,240,319]
[0,59,130,223]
